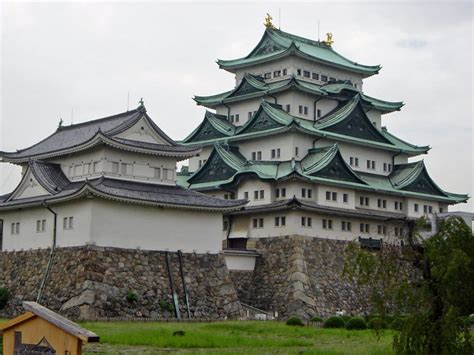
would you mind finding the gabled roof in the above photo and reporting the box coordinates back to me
[183,100,429,156]
[217,28,381,76]
[0,160,247,211]
[194,75,403,114]
[183,144,468,204]
[183,111,236,143]
[0,106,199,163]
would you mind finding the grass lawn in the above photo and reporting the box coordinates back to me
[80,321,395,354]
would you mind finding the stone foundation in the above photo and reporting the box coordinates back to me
[0,246,242,320]
[229,236,372,319]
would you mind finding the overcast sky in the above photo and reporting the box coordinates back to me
[0,1,472,212]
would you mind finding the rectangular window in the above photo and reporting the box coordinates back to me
[395,201,399,210]
[304,106,308,115]
[257,151,262,160]
[303,70,310,78]
[254,191,259,199]
[297,69,302,76]
[378,199,382,208]
[341,221,346,231]
[259,218,264,228]
[299,105,303,114]
[275,188,280,198]
[360,196,364,205]
[383,200,387,208]
[273,70,281,77]
[326,191,331,201]
[283,69,287,75]
[347,222,352,231]
[388,164,392,172]
[251,152,256,160]
[365,224,370,233]
[308,189,312,198]
[332,192,337,201]
[275,216,280,227]
[274,216,286,227]
[63,217,74,230]
[93,162,100,173]
[259,190,264,199]
[68,217,73,229]
[377,225,382,234]
[277,148,280,158]
[360,223,365,233]
[343,193,349,203]
[423,205,428,213]
[414,203,419,212]
[367,160,371,169]
[371,161,376,170]
[301,217,306,227]
[323,219,327,229]
[439,207,444,213]
[281,188,286,197]
[429,206,433,214]
[350,157,354,166]
[383,163,387,172]
[36,219,46,233]
[317,109,321,118]
[154,167,161,179]
[355,158,359,167]
[286,104,291,113]
[112,162,119,174]
[264,72,271,79]
[295,147,299,156]
[248,112,253,119]
[84,163,91,174]
[308,217,312,228]
[235,114,239,123]
[365,197,369,206]
[321,75,328,82]
[163,168,173,180]
[252,218,258,228]
[244,191,249,200]
[400,202,403,210]
[312,72,319,80]
[302,188,306,198]
[121,163,129,176]
[271,149,276,159]
[281,216,286,226]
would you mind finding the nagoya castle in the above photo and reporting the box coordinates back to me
[179,14,468,254]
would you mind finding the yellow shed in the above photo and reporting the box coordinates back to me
[0,301,99,355]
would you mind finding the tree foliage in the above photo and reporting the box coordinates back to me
[344,217,474,354]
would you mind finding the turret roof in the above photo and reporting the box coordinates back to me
[183,100,429,156]
[182,143,468,204]
[217,28,381,76]
[0,106,199,163]
[194,74,403,113]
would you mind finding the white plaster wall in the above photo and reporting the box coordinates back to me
[51,146,177,185]
[366,110,382,130]
[215,98,264,126]
[114,116,168,144]
[224,254,257,271]
[314,139,396,175]
[237,132,313,162]
[189,146,212,173]
[1,200,93,251]
[355,191,405,214]
[237,179,272,206]
[315,184,355,209]
[10,169,50,200]
[406,197,441,219]
[89,199,223,253]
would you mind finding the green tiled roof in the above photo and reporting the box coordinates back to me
[182,143,468,204]
[183,100,429,156]
[217,28,381,76]
[194,75,403,113]
[183,111,236,143]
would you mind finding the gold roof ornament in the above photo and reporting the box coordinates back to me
[323,32,334,47]
[264,13,276,29]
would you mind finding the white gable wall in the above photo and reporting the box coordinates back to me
[114,116,170,145]
[9,169,51,200]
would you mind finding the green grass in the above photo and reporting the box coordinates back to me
[80,321,395,354]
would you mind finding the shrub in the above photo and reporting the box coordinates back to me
[126,290,137,303]
[159,300,174,313]
[346,317,367,330]
[390,317,406,330]
[324,316,346,328]
[341,315,351,323]
[368,317,387,330]
[286,316,304,326]
[310,316,324,323]
[0,288,9,309]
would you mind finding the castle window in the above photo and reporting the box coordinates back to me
[383,163,387,172]
[295,147,299,156]
[359,196,370,206]
[322,219,333,230]
[326,191,331,200]
[414,203,419,212]
[154,167,161,179]
[112,162,119,174]
[271,148,280,159]
[423,205,428,213]
[11,222,20,235]
[312,72,319,80]
[394,227,400,237]
[36,219,46,233]
[275,216,286,227]
[360,223,370,233]
[248,112,252,119]
[252,152,256,160]
[84,163,91,174]
[163,168,173,180]
[63,217,74,230]
[307,217,312,227]
[252,218,264,229]
[378,199,387,209]
[264,72,271,79]
[273,70,281,77]
[429,206,433,214]
[355,158,359,167]
[301,217,306,227]
[254,191,258,199]
[93,161,100,173]
[235,114,239,123]
[299,105,303,114]
[439,207,444,213]
[332,192,337,201]
[286,104,291,113]
[297,69,302,76]
[343,193,349,203]
[281,188,286,197]
[260,190,264,199]
[275,188,280,198]
[257,151,262,160]
[244,191,249,200]
[303,70,310,78]
[388,164,392,172]
[283,69,287,75]
[341,221,351,231]
[229,115,234,123]
[321,75,328,82]
[302,188,306,198]
[372,161,376,169]
[317,109,321,118]
[308,189,312,198]
[304,106,308,115]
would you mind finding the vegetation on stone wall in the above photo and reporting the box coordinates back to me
[0,288,9,309]
[344,217,474,354]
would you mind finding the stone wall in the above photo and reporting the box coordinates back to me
[0,246,242,320]
[229,236,371,319]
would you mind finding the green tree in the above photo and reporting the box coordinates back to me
[344,217,474,354]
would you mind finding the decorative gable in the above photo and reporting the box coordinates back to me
[322,102,392,144]
[309,151,365,184]
[9,169,51,201]
[401,167,447,196]
[114,116,169,145]
[190,120,228,142]
[251,33,285,57]
[239,108,284,134]
[188,150,237,184]
[228,79,263,98]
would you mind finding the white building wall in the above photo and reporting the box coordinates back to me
[189,146,213,173]
[365,110,382,130]
[237,179,272,206]
[406,197,442,219]
[224,254,257,271]
[89,199,223,253]
[51,146,177,185]
[315,184,355,209]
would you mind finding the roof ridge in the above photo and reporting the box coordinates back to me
[57,108,140,131]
